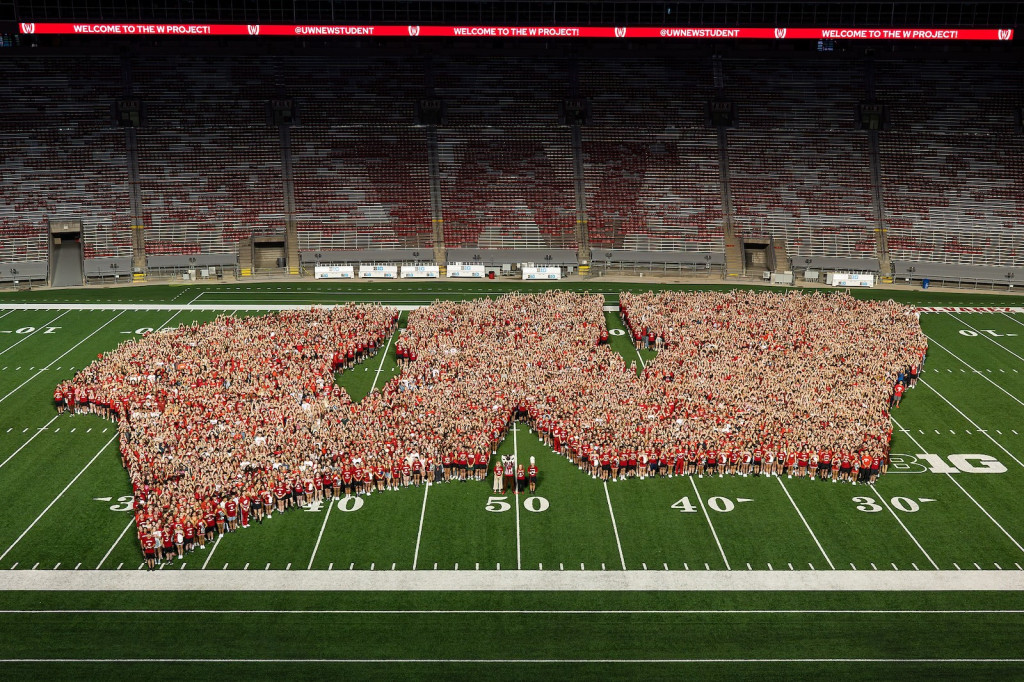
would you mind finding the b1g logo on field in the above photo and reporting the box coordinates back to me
[889,453,1007,474]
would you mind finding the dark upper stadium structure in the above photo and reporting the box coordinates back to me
[0,1,1021,288]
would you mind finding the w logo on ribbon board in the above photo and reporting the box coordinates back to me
[998,29,1012,41]
[408,25,420,36]
[774,27,787,39]
[20,23,35,34]
[614,27,627,38]
[247,25,260,35]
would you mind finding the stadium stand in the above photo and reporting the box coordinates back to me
[132,57,286,258]
[876,57,1024,267]
[0,57,130,276]
[291,126,434,251]
[438,127,577,249]
[1,45,1022,284]
[723,57,879,261]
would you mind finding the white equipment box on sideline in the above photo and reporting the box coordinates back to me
[401,265,440,278]
[314,265,355,279]
[358,264,399,279]
[522,266,561,280]
[447,263,485,278]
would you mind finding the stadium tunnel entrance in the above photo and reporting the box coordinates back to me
[48,218,84,287]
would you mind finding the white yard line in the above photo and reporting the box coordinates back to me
[999,312,1024,330]
[918,378,1024,470]
[0,413,60,471]
[925,337,1024,410]
[0,311,69,357]
[2,570,1023,591]
[0,311,126,405]
[872,488,941,570]
[892,416,1024,556]
[96,518,136,570]
[689,476,730,570]
[307,496,335,570]
[776,477,834,570]
[950,313,1024,364]
[412,481,430,570]
[0,434,118,564]
[513,422,521,571]
[201,534,223,570]
[367,324,397,394]
[603,482,627,570]
[188,291,205,305]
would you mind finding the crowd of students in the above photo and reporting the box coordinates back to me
[61,290,926,563]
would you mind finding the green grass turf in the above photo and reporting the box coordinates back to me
[1,283,1023,676]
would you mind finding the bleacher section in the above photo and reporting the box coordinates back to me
[438,128,577,249]
[132,57,286,256]
[583,129,724,252]
[723,57,879,260]
[877,58,1024,267]
[0,57,130,270]
[292,126,433,251]
[1,47,1022,282]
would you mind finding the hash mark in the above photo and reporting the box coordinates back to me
[704,563,709,571]
[31,563,38,570]
[539,563,542,571]
[244,563,249,570]
[642,563,648,570]
[581,563,586,571]
[768,563,773,571]
[53,563,60,570]
[849,563,856,570]
[684,563,688,571]
[954,563,961,570]
[453,563,457,571]
[995,563,1002,570]
[349,563,354,570]
[746,562,752,570]
[912,563,919,570]
[871,563,877,570]
[559,563,564,571]
[997,430,1003,435]
[602,563,606,571]
[223,563,228,570]
[809,563,815,571]
[74,563,80,570]
[116,563,122,570]
[328,563,333,571]
[788,563,794,571]
[974,563,982,570]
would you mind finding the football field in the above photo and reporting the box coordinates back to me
[0,280,1022,679]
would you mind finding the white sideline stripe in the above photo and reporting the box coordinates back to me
[919,378,1024,470]
[412,480,430,570]
[4,571,1022,591]
[0,434,118,563]
[603,482,627,571]
[0,311,69,357]
[513,422,521,571]
[872,485,941,570]
[689,477,730,571]
[0,304,1011,313]
[926,337,1024,410]
[776,477,834,570]
[307,495,335,570]
[950,313,1024,364]
[1,658,1023,665]
[0,413,60,471]
[2,609,1021,615]
[0,311,126,405]
[892,416,1024,556]
[96,518,136,570]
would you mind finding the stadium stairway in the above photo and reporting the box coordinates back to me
[724,234,745,278]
